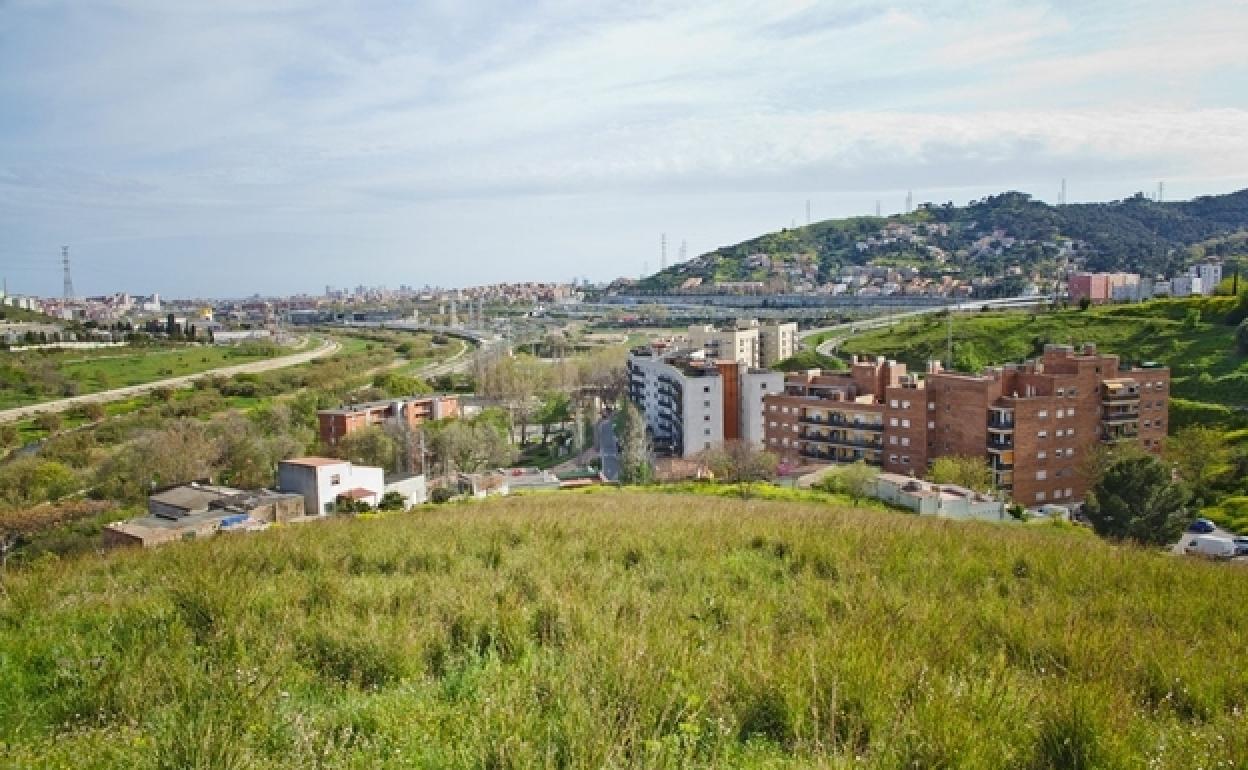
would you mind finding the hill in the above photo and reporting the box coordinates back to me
[840,297,1248,411]
[3,490,1247,768]
[632,189,1248,293]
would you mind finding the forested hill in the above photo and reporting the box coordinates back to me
[632,188,1248,293]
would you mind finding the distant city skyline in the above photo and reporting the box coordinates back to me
[3,0,1247,298]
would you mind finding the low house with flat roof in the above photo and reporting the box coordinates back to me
[874,472,1008,522]
[104,482,305,548]
[277,457,428,514]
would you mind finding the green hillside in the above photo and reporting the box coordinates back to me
[3,491,1248,768]
[840,296,1248,410]
[634,189,1248,293]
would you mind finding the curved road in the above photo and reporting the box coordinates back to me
[0,336,341,423]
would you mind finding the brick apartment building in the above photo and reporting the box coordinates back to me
[764,344,1168,506]
[318,395,460,447]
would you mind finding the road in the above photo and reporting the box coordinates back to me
[799,297,1052,356]
[596,417,621,482]
[0,336,341,424]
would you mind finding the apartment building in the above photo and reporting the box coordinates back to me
[764,345,1168,506]
[627,347,782,457]
[318,395,460,447]
[683,320,798,369]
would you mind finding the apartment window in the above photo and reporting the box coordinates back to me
[901,419,910,428]
[1144,382,1152,391]
[890,399,899,408]
[1038,410,1048,419]
[704,415,711,421]
[703,386,710,393]
[901,437,910,447]
[1056,388,1065,397]
[1068,429,1075,437]
[703,400,711,407]
[705,442,711,449]
[760,383,767,390]
[330,474,341,485]
[1037,451,1047,460]
[889,454,898,464]
[704,428,711,436]
[902,400,911,409]
[1035,492,1046,502]
[1143,420,1151,428]
[769,437,777,444]
[769,405,777,412]
[1055,429,1064,438]
[929,402,936,411]
[1037,430,1048,439]
[901,455,911,464]
[1036,470,1047,480]
[928,421,935,429]
[889,417,899,427]
[769,421,777,427]
[889,436,898,445]
[781,407,789,414]
[1065,488,1073,498]
[1056,409,1065,418]
[1068,388,1077,397]
[1068,407,1075,417]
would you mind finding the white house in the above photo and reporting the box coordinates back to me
[278,457,386,514]
[874,472,1009,522]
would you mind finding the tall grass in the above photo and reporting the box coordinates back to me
[2,490,1247,768]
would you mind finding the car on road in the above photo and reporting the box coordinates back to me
[1234,537,1248,557]
[1186,535,1237,559]
[1187,518,1217,534]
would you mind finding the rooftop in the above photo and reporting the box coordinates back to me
[281,456,348,468]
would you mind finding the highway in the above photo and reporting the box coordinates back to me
[799,296,1053,356]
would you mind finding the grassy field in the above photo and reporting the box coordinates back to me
[0,342,286,410]
[3,490,1247,769]
[840,299,1248,409]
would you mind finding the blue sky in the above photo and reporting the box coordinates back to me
[2,0,1247,298]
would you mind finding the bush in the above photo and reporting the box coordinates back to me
[32,412,62,433]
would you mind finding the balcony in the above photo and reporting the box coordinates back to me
[1101,410,1140,424]
[799,447,882,465]
[1102,390,1140,403]
[987,439,1014,451]
[1102,428,1139,443]
[799,413,882,430]
[800,432,884,450]
[987,417,1015,430]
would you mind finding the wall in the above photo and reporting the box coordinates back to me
[384,475,428,507]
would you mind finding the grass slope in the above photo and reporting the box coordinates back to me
[3,491,1247,769]
[841,299,1248,409]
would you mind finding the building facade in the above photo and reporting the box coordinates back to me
[682,320,798,369]
[318,395,459,447]
[627,347,782,458]
[764,345,1168,506]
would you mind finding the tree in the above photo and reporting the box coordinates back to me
[928,455,994,493]
[335,426,398,471]
[699,440,778,497]
[0,457,79,507]
[535,392,572,446]
[615,401,653,485]
[1083,453,1191,546]
[1183,307,1201,330]
[425,412,516,476]
[0,423,17,449]
[817,460,878,504]
[1165,426,1230,495]
[1078,296,1092,311]
[93,419,220,502]
[1237,319,1248,355]
[378,490,406,511]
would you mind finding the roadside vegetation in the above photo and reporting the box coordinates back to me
[2,491,1246,768]
[0,339,286,410]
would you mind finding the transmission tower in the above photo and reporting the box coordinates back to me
[61,246,75,300]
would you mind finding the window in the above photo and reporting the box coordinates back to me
[1037,451,1047,460]
[1056,388,1065,397]
[889,417,899,427]
[1036,470,1047,480]
[770,437,777,444]
[902,400,911,409]
[901,437,910,447]
[901,419,910,428]
[1068,388,1077,397]
[1056,409,1064,418]
[1068,407,1075,417]
[890,399,899,408]
[769,405,777,412]
[781,406,789,414]
[703,400,711,407]
[928,421,935,429]
[1068,429,1075,438]
[704,415,710,421]
[901,455,911,464]
[769,420,777,427]
[1035,491,1046,502]
[889,454,898,464]
[929,402,936,411]
[889,436,898,445]
[760,383,767,390]
[330,474,341,485]
[704,428,711,435]
[1038,410,1048,419]
[705,442,711,449]
[1065,488,1073,498]
[703,386,710,393]
[1055,429,1064,438]
[1037,430,1048,439]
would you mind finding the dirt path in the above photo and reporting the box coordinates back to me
[0,337,341,423]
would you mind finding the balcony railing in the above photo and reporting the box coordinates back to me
[987,418,1015,430]
[1102,391,1140,403]
[987,440,1014,450]
[800,433,884,450]
[799,414,883,430]
[1102,411,1140,424]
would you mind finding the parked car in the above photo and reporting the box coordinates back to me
[1234,537,1248,557]
[1186,535,1237,559]
[1187,518,1217,534]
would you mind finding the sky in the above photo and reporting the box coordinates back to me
[2,0,1247,298]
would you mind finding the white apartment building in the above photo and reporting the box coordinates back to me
[683,319,798,369]
[627,347,781,458]
[1192,262,1222,295]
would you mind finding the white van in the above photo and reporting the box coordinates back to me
[1186,535,1237,559]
